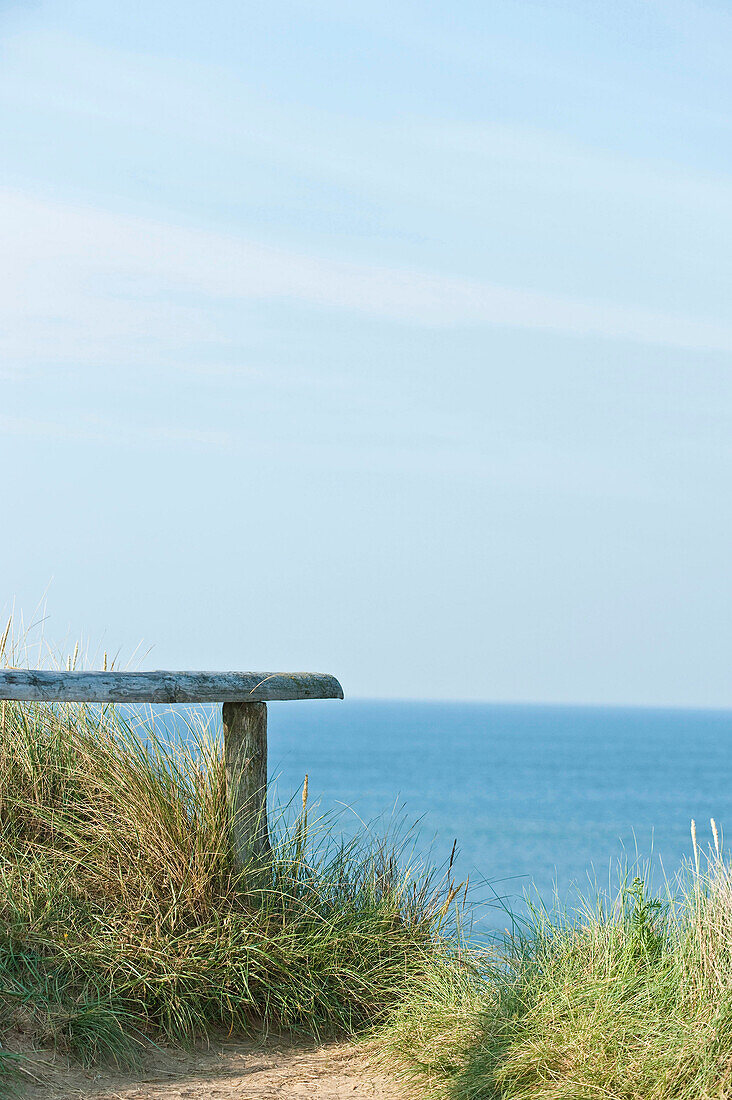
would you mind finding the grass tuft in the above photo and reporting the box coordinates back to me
[0,623,452,1081]
[381,852,732,1099]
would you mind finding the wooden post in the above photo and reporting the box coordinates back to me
[0,668,343,873]
[222,701,272,869]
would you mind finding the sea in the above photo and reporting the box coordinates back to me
[165,699,732,937]
[264,699,732,935]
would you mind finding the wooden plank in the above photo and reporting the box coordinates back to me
[223,701,271,868]
[0,670,344,703]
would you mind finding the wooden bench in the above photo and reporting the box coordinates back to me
[0,669,344,867]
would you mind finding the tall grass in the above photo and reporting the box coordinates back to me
[382,834,732,1099]
[7,617,732,1098]
[0,622,452,1079]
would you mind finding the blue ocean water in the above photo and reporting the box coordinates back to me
[257,699,732,934]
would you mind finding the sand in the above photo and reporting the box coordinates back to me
[16,1038,411,1100]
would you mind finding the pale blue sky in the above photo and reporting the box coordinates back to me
[1,0,731,704]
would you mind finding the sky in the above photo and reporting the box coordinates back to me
[1,0,731,705]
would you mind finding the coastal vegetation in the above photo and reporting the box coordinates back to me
[0,683,453,1086]
[1,631,731,1098]
[381,840,732,1099]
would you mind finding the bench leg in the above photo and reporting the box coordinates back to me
[222,701,272,869]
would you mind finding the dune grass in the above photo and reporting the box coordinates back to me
[381,836,732,1100]
[0,679,454,1082]
[5,621,732,1098]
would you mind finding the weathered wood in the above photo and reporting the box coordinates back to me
[0,670,344,704]
[222,701,271,868]
[0,667,344,877]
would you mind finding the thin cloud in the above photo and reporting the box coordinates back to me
[0,412,232,452]
[2,188,732,359]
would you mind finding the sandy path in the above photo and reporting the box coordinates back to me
[18,1039,409,1100]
